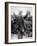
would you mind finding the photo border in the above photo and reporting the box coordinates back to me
[5,2,36,44]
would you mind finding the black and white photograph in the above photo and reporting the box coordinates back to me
[11,7,32,39]
[5,2,36,44]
